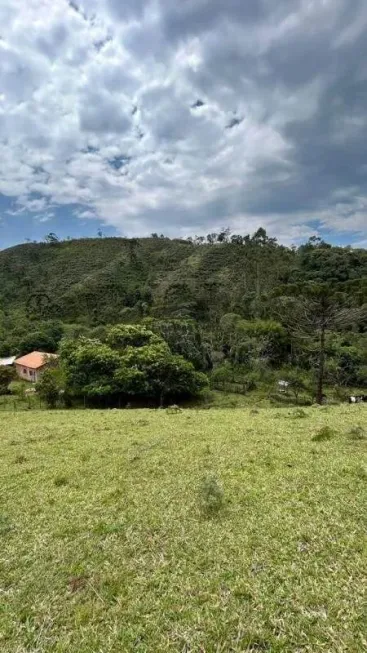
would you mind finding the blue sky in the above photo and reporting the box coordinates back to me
[0,0,366,249]
[0,195,117,249]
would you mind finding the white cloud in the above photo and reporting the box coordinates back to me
[0,0,366,243]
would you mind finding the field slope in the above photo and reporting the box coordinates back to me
[0,406,366,652]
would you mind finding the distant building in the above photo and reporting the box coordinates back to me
[278,380,289,393]
[15,351,58,383]
[0,356,16,367]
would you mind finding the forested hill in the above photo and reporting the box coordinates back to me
[0,232,366,331]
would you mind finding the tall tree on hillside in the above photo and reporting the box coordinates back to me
[276,283,366,403]
[44,233,59,244]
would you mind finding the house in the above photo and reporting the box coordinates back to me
[15,351,58,383]
[0,356,16,367]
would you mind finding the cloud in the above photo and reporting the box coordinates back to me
[79,90,132,134]
[0,0,366,243]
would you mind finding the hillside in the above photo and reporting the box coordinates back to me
[0,233,366,400]
[1,234,366,327]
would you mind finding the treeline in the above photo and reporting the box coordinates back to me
[0,230,366,404]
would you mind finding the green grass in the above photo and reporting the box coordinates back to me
[0,406,366,652]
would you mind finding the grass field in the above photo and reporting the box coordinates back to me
[0,406,366,652]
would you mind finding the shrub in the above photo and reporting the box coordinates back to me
[312,426,336,442]
[347,426,366,441]
[0,366,14,395]
[279,371,309,404]
[292,408,307,419]
[356,365,367,387]
[8,381,26,399]
[54,475,69,487]
[198,474,224,517]
[36,369,60,408]
[14,454,27,464]
[166,405,182,414]
[356,465,367,480]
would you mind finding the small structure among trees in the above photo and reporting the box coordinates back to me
[14,351,58,383]
[0,356,16,367]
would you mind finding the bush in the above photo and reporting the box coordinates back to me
[347,426,366,441]
[292,408,308,419]
[278,370,309,404]
[54,475,69,487]
[36,370,61,408]
[356,366,367,387]
[312,426,336,442]
[0,366,14,395]
[8,381,26,399]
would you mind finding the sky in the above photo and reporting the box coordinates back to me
[0,0,367,249]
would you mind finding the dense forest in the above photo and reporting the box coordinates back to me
[0,229,366,404]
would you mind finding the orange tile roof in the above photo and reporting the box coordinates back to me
[15,351,58,370]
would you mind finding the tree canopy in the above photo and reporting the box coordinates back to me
[60,325,208,405]
[0,232,366,403]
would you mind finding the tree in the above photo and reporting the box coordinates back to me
[36,369,60,408]
[276,283,366,403]
[60,325,208,406]
[142,318,212,370]
[107,324,160,350]
[44,233,59,244]
[217,227,231,243]
[60,338,122,399]
[0,366,14,395]
[219,317,288,367]
[194,235,205,245]
[18,326,62,356]
[279,370,308,404]
[231,234,244,245]
[252,227,277,247]
[118,340,207,406]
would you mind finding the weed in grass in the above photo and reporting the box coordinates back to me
[129,453,141,463]
[356,465,367,480]
[69,575,88,593]
[347,425,366,440]
[292,408,308,419]
[166,405,182,414]
[0,514,13,536]
[239,635,271,651]
[198,474,224,518]
[93,521,125,537]
[54,475,69,487]
[99,577,122,604]
[250,409,259,415]
[312,426,336,442]
[14,453,27,464]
